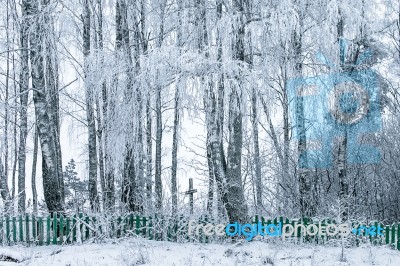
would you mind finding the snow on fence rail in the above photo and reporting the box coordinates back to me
[0,213,398,250]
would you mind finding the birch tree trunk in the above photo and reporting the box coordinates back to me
[95,97,105,208]
[27,0,64,213]
[44,3,64,203]
[205,0,228,218]
[92,0,106,208]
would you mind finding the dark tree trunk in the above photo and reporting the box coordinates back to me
[116,0,135,211]
[224,0,248,223]
[170,0,183,216]
[145,95,152,209]
[171,86,179,214]
[83,0,99,211]
[2,0,11,211]
[18,3,30,211]
[31,127,39,215]
[155,86,163,210]
[0,158,10,209]
[154,0,166,211]
[95,0,114,210]
[251,87,263,213]
[290,13,315,217]
[337,14,349,221]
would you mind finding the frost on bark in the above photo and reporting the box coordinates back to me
[171,0,183,216]
[245,20,263,213]
[197,0,224,217]
[134,3,145,213]
[0,158,10,209]
[154,1,166,211]
[83,0,99,211]
[27,0,64,213]
[116,0,135,211]
[93,0,114,210]
[337,14,348,220]
[223,0,248,223]
[225,90,248,223]
[206,131,214,213]
[281,80,291,211]
[31,127,39,214]
[116,0,144,212]
[293,26,315,217]
[133,3,145,213]
[251,87,263,212]
[2,0,11,211]
[171,86,179,214]
[103,81,115,211]
[205,84,226,217]
[204,0,228,218]
[44,4,64,204]
[140,0,152,211]
[145,95,152,209]
[155,86,163,210]
[18,2,30,212]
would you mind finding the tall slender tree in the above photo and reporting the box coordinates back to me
[27,0,65,213]
[18,0,30,212]
[83,0,99,211]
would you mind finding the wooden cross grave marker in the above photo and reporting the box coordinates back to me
[184,178,197,214]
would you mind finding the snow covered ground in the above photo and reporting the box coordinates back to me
[0,238,399,266]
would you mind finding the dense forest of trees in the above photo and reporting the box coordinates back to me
[0,0,399,224]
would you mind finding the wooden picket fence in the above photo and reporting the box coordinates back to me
[0,213,207,246]
[252,216,400,250]
[0,213,399,250]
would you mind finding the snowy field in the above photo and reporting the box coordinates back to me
[0,239,399,266]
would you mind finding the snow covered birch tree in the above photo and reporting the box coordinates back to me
[27,0,64,213]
